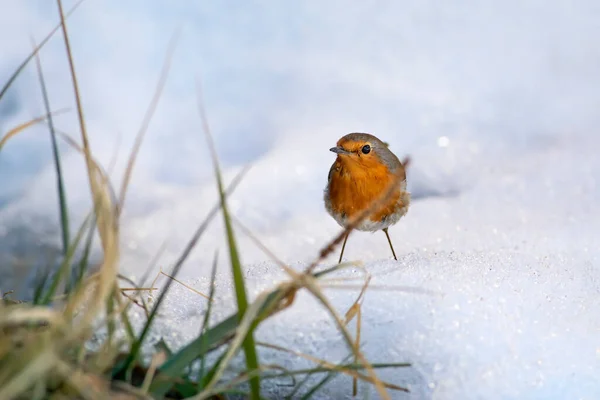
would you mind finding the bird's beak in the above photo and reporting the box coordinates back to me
[330,146,350,155]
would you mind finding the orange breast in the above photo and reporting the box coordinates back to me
[328,158,402,222]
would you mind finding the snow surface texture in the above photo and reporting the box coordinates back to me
[1,1,599,399]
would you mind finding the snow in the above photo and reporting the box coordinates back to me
[1,1,600,399]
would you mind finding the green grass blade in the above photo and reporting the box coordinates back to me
[32,266,52,304]
[32,38,70,257]
[197,250,219,390]
[39,212,93,305]
[197,79,261,399]
[149,313,238,394]
[154,283,290,390]
[285,358,338,400]
[0,0,85,103]
[299,355,353,400]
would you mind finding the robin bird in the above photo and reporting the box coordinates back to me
[324,133,410,263]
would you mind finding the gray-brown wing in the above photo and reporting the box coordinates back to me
[328,162,338,183]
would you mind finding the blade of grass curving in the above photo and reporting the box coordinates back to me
[113,167,249,378]
[0,109,69,151]
[116,29,180,217]
[0,0,85,103]
[197,250,219,391]
[50,129,120,214]
[196,78,261,399]
[32,37,70,256]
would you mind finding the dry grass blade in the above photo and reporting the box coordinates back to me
[120,290,150,313]
[319,283,440,296]
[140,351,167,394]
[300,275,397,398]
[351,306,361,395]
[56,0,112,247]
[116,29,181,216]
[55,0,120,341]
[343,272,370,326]
[230,214,409,396]
[61,163,117,334]
[342,270,369,396]
[257,342,410,392]
[52,130,117,199]
[0,109,69,151]
[159,270,209,299]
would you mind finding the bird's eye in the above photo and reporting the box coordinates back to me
[361,144,371,154]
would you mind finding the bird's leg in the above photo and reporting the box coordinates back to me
[338,232,350,264]
[382,228,397,260]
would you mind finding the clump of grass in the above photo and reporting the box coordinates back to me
[0,2,413,399]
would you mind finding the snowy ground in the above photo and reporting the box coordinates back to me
[1,1,599,399]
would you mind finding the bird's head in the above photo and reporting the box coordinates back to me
[330,133,401,171]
